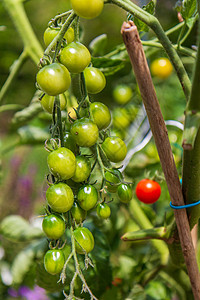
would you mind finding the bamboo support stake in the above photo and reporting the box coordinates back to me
[121,21,200,300]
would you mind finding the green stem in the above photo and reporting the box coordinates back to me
[110,0,191,100]
[0,104,24,113]
[177,22,187,49]
[180,14,199,45]
[129,199,169,265]
[55,96,64,147]
[0,51,28,105]
[2,0,43,64]
[121,227,167,242]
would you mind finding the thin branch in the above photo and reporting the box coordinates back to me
[121,20,200,300]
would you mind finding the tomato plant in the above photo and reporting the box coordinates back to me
[70,202,87,224]
[117,183,132,203]
[70,0,104,19]
[84,67,106,94]
[44,27,74,47]
[73,227,94,254]
[46,182,74,213]
[42,214,65,240]
[96,203,111,219]
[102,136,127,162]
[90,102,111,130]
[40,94,67,114]
[105,169,122,193]
[44,249,65,275]
[70,117,99,147]
[36,63,71,96]
[150,57,173,79]
[59,42,91,73]
[72,155,91,182]
[135,179,161,204]
[113,84,133,104]
[77,185,98,211]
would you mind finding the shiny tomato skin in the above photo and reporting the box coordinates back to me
[102,137,127,163]
[36,63,71,96]
[71,202,87,224]
[84,67,106,94]
[44,27,74,47]
[70,118,99,147]
[117,183,132,203]
[136,179,161,204]
[59,42,91,73]
[96,203,111,219]
[90,102,111,130]
[47,147,76,180]
[44,249,65,275]
[42,214,65,240]
[150,58,173,79]
[74,227,94,254]
[70,0,104,19]
[105,169,122,193]
[46,182,74,213]
[77,185,98,211]
[40,94,67,114]
[72,155,91,182]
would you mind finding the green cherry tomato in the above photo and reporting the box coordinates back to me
[105,169,122,193]
[71,202,87,224]
[36,63,71,96]
[77,185,98,211]
[90,102,111,130]
[40,94,67,114]
[59,42,91,73]
[113,85,133,104]
[74,227,94,254]
[112,108,131,129]
[70,0,104,19]
[70,118,99,147]
[44,27,74,47]
[102,137,127,163]
[96,203,111,219]
[84,67,106,94]
[63,131,77,153]
[44,249,65,275]
[72,156,91,182]
[117,183,132,203]
[150,58,173,79]
[47,147,76,180]
[46,182,74,213]
[42,214,65,240]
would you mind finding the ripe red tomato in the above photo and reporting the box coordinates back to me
[135,179,161,204]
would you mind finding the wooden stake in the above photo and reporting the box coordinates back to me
[121,20,200,300]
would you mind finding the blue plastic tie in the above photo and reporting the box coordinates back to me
[170,200,200,210]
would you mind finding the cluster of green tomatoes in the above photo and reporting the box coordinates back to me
[36,8,133,278]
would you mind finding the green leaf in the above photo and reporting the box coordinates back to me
[89,34,107,56]
[91,57,127,76]
[182,0,197,21]
[12,239,48,285]
[127,284,146,300]
[133,0,155,32]
[18,125,50,145]
[0,215,44,242]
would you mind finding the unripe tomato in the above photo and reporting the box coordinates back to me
[70,118,99,147]
[59,42,91,73]
[46,182,74,213]
[117,183,132,203]
[42,214,65,240]
[72,156,91,182]
[44,27,75,47]
[84,67,106,94]
[90,102,111,130]
[40,94,67,114]
[70,0,104,19]
[113,85,133,104]
[102,137,127,163]
[63,131,77,153]
[77,185,98,211]
[44,249,65,275]
[47,147,76,180]
[74,227,94,254]
[105,169,122,193]
[96,203,111,219]
[136,179,161,204]
[112,108,131,129]
[36,63,71,96]
[71,202,87,223]
[150,58,173,79]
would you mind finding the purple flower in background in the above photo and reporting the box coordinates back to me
[8,285,49,300]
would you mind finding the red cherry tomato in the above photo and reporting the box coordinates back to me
[135,179,161,204]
